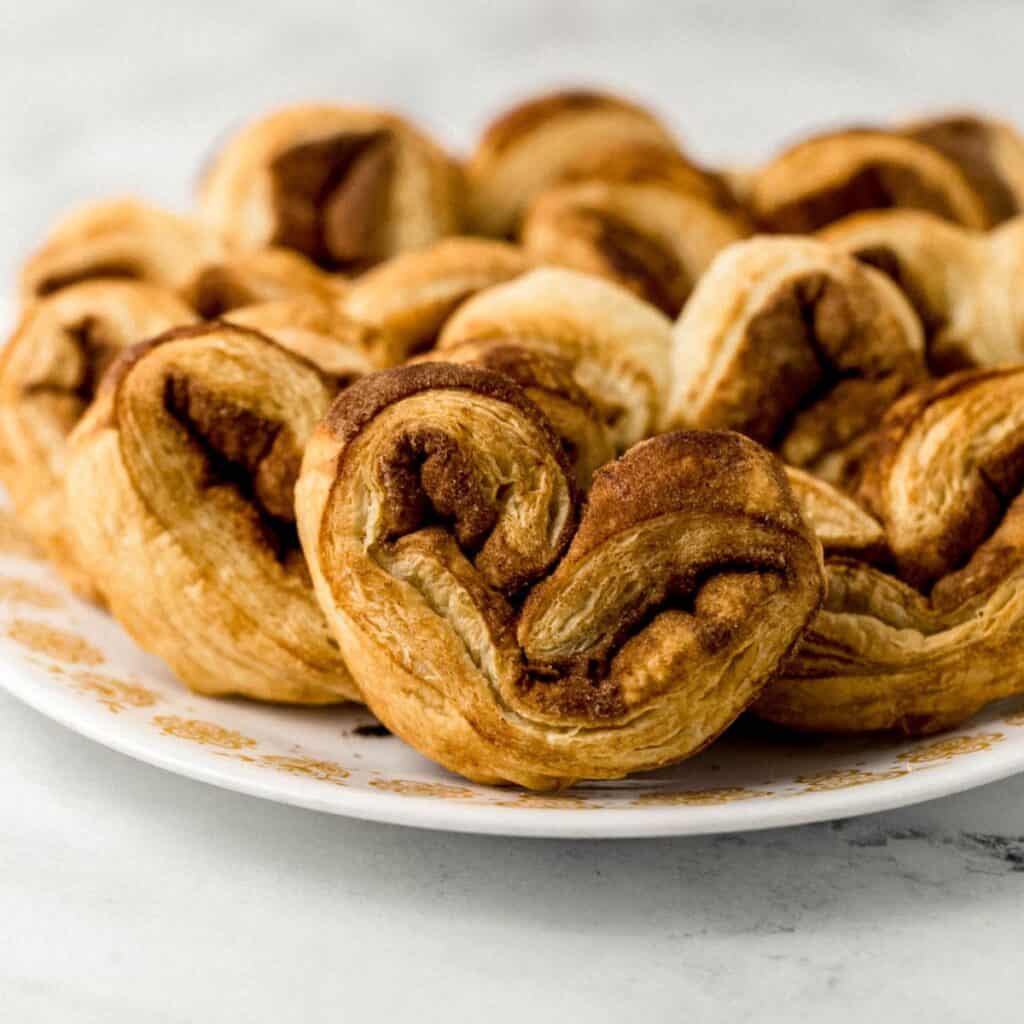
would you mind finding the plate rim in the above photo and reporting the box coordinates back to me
[3,653,1023,839]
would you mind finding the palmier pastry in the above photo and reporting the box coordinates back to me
[749,129,990,233]
[225,297,379,384]
[20,199,224,304]
[296,363,824,788]
[903,114,1024,225]
[520,179,749,316]
[66,321,358,703]
[180,246,346,318]
[415,342,615,490]
[0,280,196,599]
[759,367,1024,734]
[820,210,1024,370]
[466,89,677,236]
[667,237,927,487]
[436,267,673,450]
[199,104,463,272]
[339,237,531,365]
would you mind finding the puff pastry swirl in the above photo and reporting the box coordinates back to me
[759,367,1024,733]
[820,210,1024,371]
[66,321,358,703]
[297,362,824,787]
[0,280,196,598]
[667,237,927,487]
[199,104,463,272]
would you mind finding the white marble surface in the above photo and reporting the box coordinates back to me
[4,1,1024,1019]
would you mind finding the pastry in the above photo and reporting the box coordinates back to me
[903,113,1024,225]
[436,267,674,451]
[66,321,358,703]
[20,198,224,304]
[759,367,1024,734]
[199,103,463,272]
[415,342,615,490]
[667,237,927,487]
[820,210,1024,370]
[225,297,379,384]
[466,89,678,236]
[520,179,749,316]
[0,280,197,599]
[339,237,531,365]
[296,362,824,787]
[180,246,346,318]
[750,129,990,233]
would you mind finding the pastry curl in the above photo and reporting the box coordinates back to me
[296,363,824,787]
[180,246,346,318]
[760,367,1024,734]
[0,281,196,599]
[66,321,357,703]
[225,297,379,384]
[436,267,673,451]
[820,210,1024,370]
[20,199,224,304]
[667,237,927,487]
[903,114,1024,225]
[199,104,463,272]
[339,237,531,365]
[520,179,749,316]
[750,129,990,233]
[466,89,677,236]
[415,342,615,490]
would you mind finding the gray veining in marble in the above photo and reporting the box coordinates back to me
[3,2,1024,1020]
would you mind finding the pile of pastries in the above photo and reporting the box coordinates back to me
[5,90,1024,789]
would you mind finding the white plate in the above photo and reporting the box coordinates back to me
[1,528,1023,838]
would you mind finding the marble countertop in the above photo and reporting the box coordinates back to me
[4,1,1024,1020]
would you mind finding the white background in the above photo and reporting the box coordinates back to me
[3,2,1024,1020]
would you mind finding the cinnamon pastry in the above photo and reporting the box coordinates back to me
[667,237,927,487]
[759,367,1024,734]
[520,179,749,316]
[224,297,379,385]
[820,210,1024,370]
[180,246,346,318]
[466,89,678,236]
[750,129,990,233]
[20,199,224,304]
[296,363,824,787]
[339,237,531,365]
[199,104,463,272]
[903,114,1024,225]
[436,267,674,451]
[415,342,615,490]
[65,321,358,703]
[0,280,197,599]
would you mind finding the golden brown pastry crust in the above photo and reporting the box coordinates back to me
[750,129,990,233]
[66,321,359,703]
[520,179,749,316]
[339,237,532,365]
[903,113,1024,225]
[199,104,463,272]
[415,341,615,491]
[466,89,677,236]
[667,237,927,487]
[0,280,197,599]
[297,362,824,787]
[436,266,674,451]
[820,210,1024,371]
[180,246,346,318]
[20,199,225,304]
[760,367,1024,734]
[224,297,379,384]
